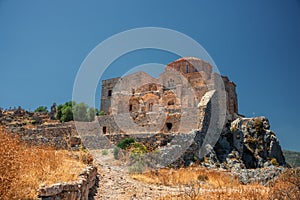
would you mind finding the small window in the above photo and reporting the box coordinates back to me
[149,103,153,112]
[102,126,107,134]
[108,90,112,97]
[166,123,172,131]
[129,104,133,111]
[168,100,175,106]
[186,65,189,73]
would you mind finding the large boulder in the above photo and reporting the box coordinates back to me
[215,116,287,169]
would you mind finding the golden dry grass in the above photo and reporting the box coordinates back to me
[131,166,270,200]
[131,166,240,188]
[133,166,300,199]
[160,186,269,200]
[269,168,300,200]
[0,128,86,200]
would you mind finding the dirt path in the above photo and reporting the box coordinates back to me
[90,149,269,200]
[91,149,185,200]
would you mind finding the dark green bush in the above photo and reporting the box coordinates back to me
[116,138,135,149]
[34,106,48,113]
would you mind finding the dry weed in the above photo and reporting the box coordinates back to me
[131,166,239,188]
[132,166,270,200]
[0,129,86,200]
[269,168,300,200]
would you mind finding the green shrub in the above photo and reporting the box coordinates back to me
[102,149,108,156]
[34,106,48,113]
[131,142,148,154]
[116,138,135,149]
[113,146,120,160]
[128,160,145,174]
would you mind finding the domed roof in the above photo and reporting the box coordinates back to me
[174,57,204,62]
[167,57,211,67]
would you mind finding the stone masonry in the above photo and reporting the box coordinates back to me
[99,57,238,135]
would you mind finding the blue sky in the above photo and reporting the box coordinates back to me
[0,0,299,151]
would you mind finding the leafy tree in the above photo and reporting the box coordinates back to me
[56,101,74,122]
[61,106,73,122]
[34,106,48,113]
[87,107,96,122]
[56,104,63,121]
[55,101,99,122]
[73,103,88,121]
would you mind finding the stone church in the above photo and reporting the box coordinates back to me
[99,57,238,134]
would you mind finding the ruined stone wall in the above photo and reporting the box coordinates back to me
[97,115,122,134]
[5,123,81,150]
[100,77,120,115]
[222,76,238,114]
[38,166,98,200]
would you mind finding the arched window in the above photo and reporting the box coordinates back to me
[166,123,172,131]
[149,103,153,112]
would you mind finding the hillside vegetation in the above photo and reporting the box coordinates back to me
[0,129,86,200]
[131,166,300,199]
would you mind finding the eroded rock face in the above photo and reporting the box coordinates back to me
[192,116,288,184]
[202,116,287,169]
[227,116,286,168]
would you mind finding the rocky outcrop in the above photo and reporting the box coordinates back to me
[213,116,287,169]
[195,116,288,184]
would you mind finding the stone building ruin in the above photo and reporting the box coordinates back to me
[99,57,238,135]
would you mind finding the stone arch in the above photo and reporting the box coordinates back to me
[162,90,177,108]
[142,93,159,112]
[128,97,140,112]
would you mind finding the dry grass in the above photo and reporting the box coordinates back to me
[131,166,240,188]
[0,128,86,200]
[134,166,300,199]
[160,186,269,200]
[269,168,300,200]
[131,166,270,200]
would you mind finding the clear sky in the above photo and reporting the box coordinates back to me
[0,0,299,151]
